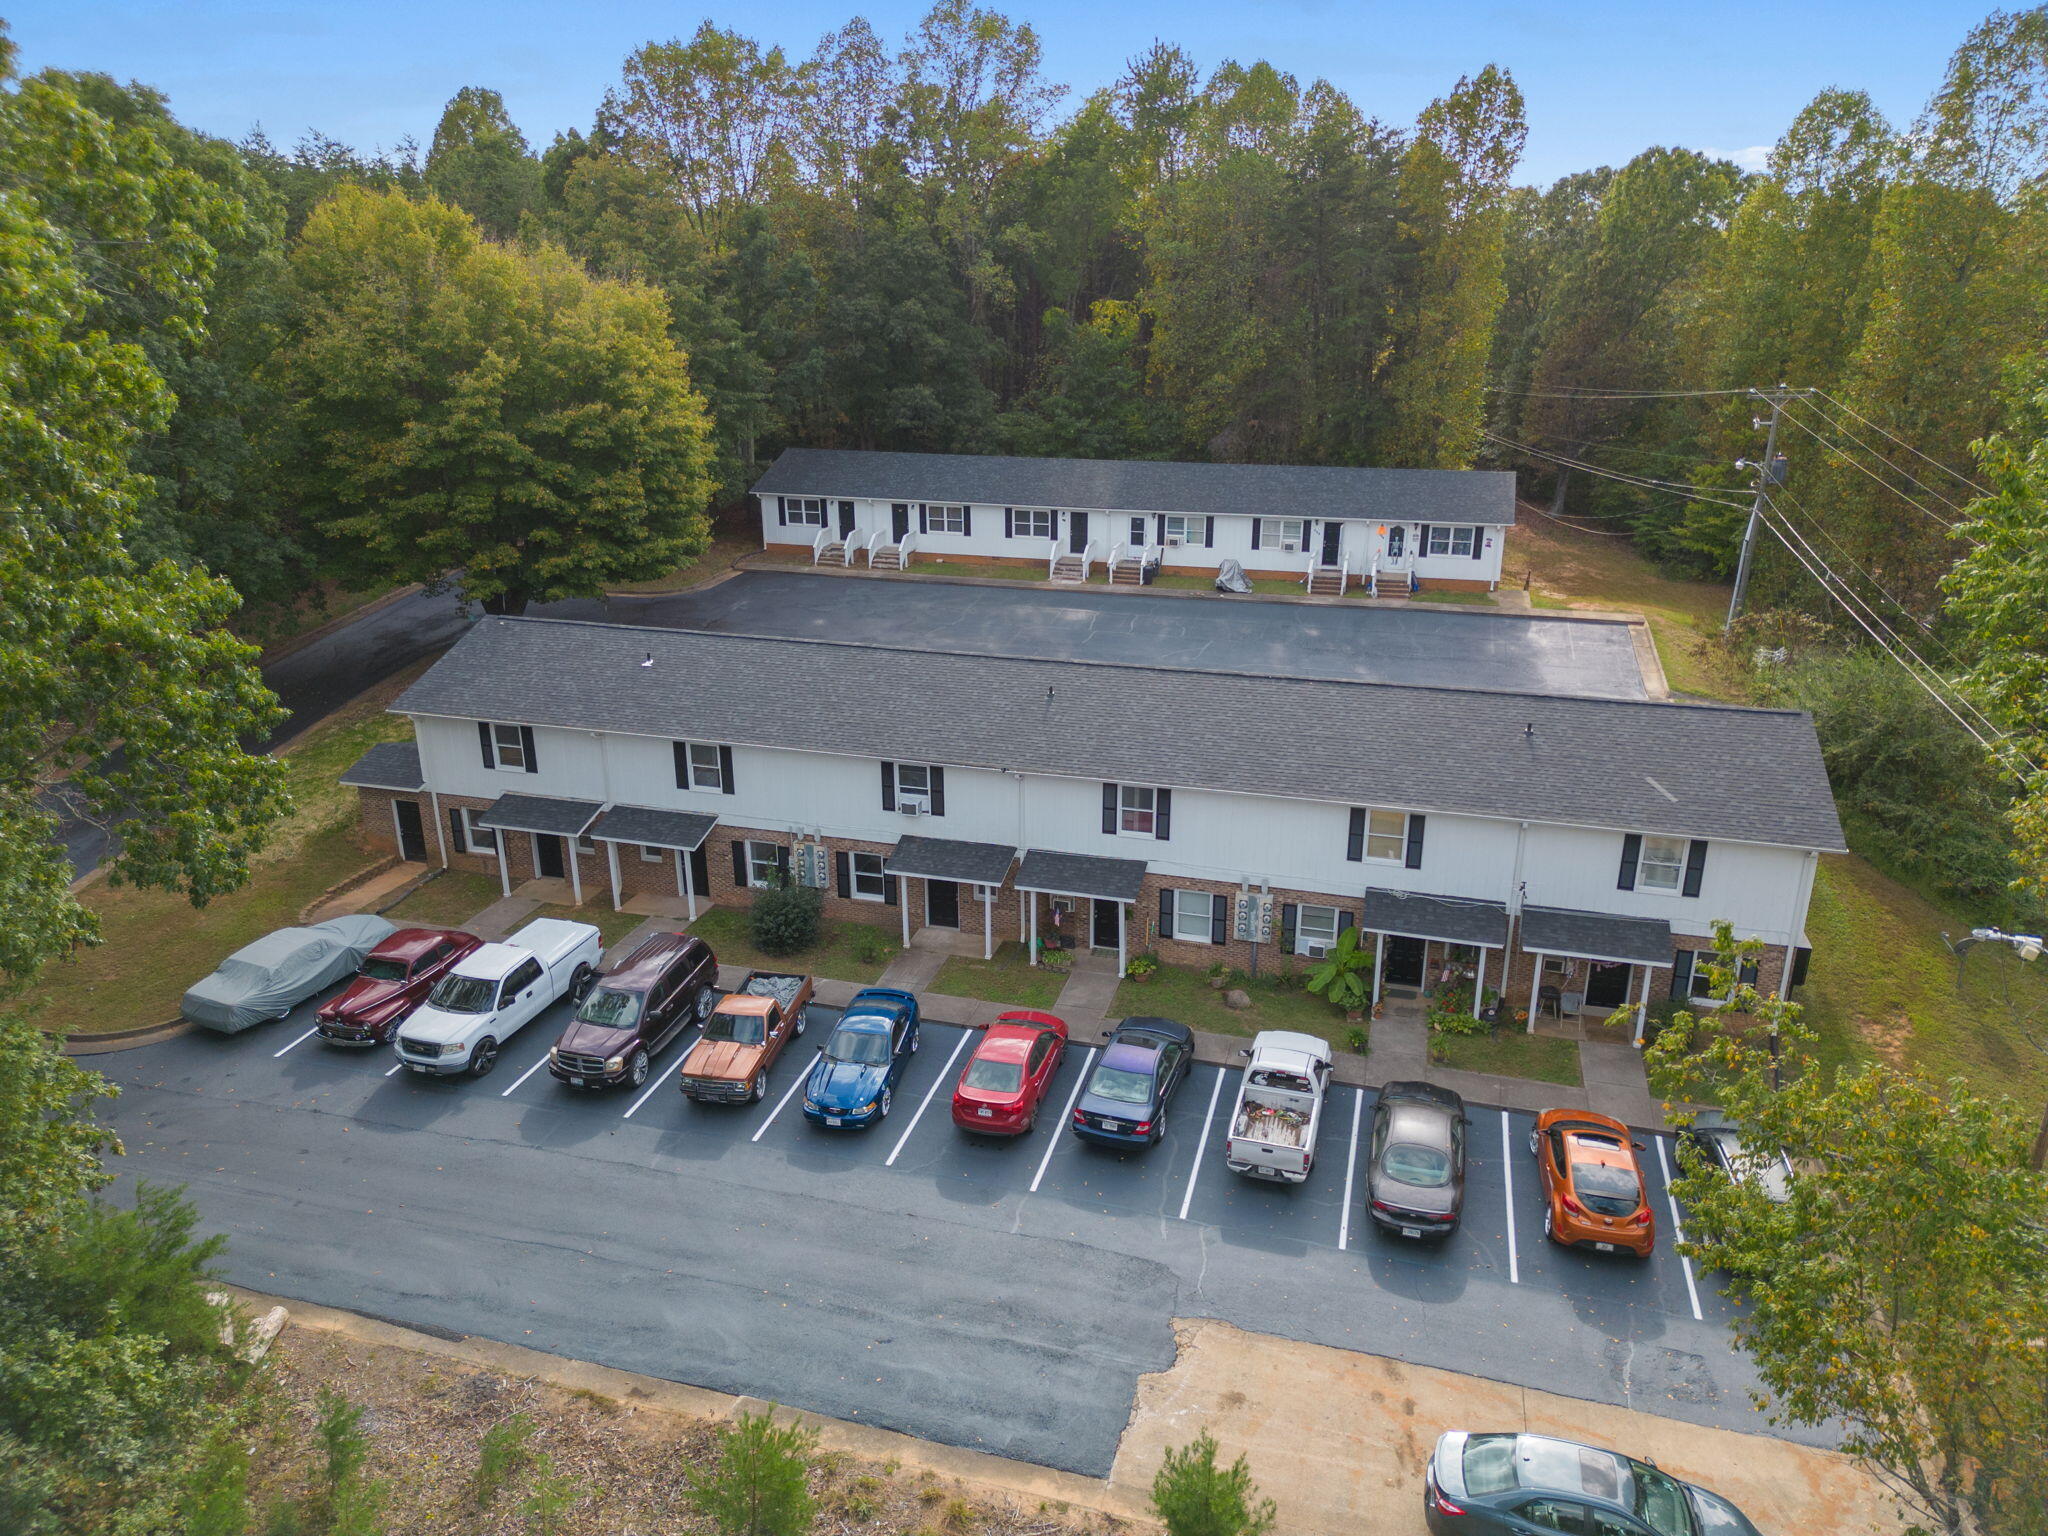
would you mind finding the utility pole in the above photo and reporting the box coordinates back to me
[1724,383,1808,631]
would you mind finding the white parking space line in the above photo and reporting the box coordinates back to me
[1338,1086,1366,1251]
[622,1052,689,1118]
[886,1029,971,1166]
[1176,1068,1227,1222]
[752,1049,821,1142]
[1500,1111,1520,1284]
[1030,1047,1094,1193]
[384,1061,404,1077]
[272,1027,317,1058]
[1654,1137,1704,1321]
[500,1053,553,1097]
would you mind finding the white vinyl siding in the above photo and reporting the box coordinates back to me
[1638,834,1687,892]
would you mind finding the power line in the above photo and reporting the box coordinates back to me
[1774,407,1965,531]
[1483,385,1759,400]
[1480,432,1753,510]
[1785,396,1977,520]
[1493,424,1722,471]
[1812,390,1991,499]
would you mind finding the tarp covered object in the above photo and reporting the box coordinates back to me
[1213,559,1253,594]
[182,915,396,1033]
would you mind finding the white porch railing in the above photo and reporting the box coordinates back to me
[897,531,918,568]
[1046,538,1063,578]
[1079,540,1101,581]
[811,528,832,564]
[1107,539,1125,576]
[850,528,878,565]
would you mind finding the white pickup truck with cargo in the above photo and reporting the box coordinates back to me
[394,918,603,1078]
[1224,1030,1333,1182]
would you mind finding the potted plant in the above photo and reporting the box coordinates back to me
[1305,928,1372,1015]
[1125,953,1159,982]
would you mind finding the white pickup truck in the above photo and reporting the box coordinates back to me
[394,918,603,1079]
[1224,1030,1334,1183]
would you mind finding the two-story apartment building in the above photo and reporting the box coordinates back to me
[343,614,1844,1038]
[751,449,1518,594]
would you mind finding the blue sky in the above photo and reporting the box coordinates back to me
[12,2,1994,185]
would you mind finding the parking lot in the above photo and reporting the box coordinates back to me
[101,984,1801,1478]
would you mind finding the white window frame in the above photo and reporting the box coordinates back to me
[850,851,888,902]
[1169,889,1215,944]
[1013,507,1054,540]
[1684,950,1755,1007]
[1117,783,1156,838]
[1638,834,1687,893]
[1425,525,1476,558]
[924,504,967,534]
[1295,903,1340,957]
[1264,517,1307,553]
[895,762,933,809]
[784,496,827,527]
[746,840,783,890]
[1364,808,1408,863]
[460,807,498,851]
[490,722,526,772]
[639,844,665,863]
[681,741,724,793]
[1161,514,1204,547]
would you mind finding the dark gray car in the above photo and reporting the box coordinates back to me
[1424,1431,1764,1536]
[1678,1110,1793,1203]
[1367,1081,1467,1239]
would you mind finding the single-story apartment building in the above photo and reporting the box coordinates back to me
[344,613,1843,1037]
[750,449,1518,594]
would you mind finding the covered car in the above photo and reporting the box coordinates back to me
[182,915,396,1033]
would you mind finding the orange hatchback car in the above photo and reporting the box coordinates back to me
[1529,1108,1655,1258]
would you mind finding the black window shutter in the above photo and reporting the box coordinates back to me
[731,839,747,888]
[1404,813,1425,869]
[835,850,851,899]
[1279,903,1297,952]
[519,726,538,774]
[777,496,788,526]
[881,761,896,812]
[774,844,791,884]
[1738,958,1760,986]
[1004,508,1014,538]
[1419,523,1433,554]
[478,721,496,769]
[1346,808,1365,862]
[1202,517,1215,548]
[1210,892,1227,945]
[1337,909,1357,935]
[1102,783,1117,835]
[672,741,689,788]
[961,506,973,537]
[448,807,468,854]
[929,766,946,817]
[1618,833,1642,891]
[1670,949,1695,1000]
[1791,946,1811,988]
[1158,887,1172,936]
[1682,839,1708,897]
[884,873,899,906]
[1155,513,1166,545]
[719,744,735,795]
[1250,517,1263,550]
[1155,788,1172,841]
[1471,527,1485,560]
[918,504,929,534]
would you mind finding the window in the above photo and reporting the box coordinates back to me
[783,496,827,527]
[1683,950,1759,1004]
[850,851,888,901]
[896,763,932,806]
[1425,524,1476,557]
[1161,514,1205,546]
[924,503,967,534]
[1118,784,1156,837]
[1638,834,1687,892]
[1295,904,1339,957]
[1365,808,1407,862]
[461,808,497,851]
[675,741,724,792]
[1262,518,1307,552]
[1516,1499,1594,1534]
[490,722,526,771]
[1012,507,1053,540]
[746,841,783,889]
[639,844,665,863]
[576,833,596,854]
[1169,889,1217,944]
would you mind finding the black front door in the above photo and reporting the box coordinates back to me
[534,834,566,880]
[891,502,911,540]
[1321,519,1343,566]
[1383,935,1425,987]
[1068,510,1089,554]
[926,879,959,928]
[688,843,711,900]
[1586,962,1631,1007]
[393,799,427,861]
[837,500,855,537]
[1092,899,1120,949]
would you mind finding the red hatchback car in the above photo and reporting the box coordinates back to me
[952,1010,1068,1134]
[315,927,482,1045]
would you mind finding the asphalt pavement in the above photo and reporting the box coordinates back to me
[98,985,1813,1478]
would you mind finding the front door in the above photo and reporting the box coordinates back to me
[393,799,427,862]
[534,834,566,880]
[1383,935,1426,987]
[1068,510,1089,554]
[926,879,959,929]
[837,500,856,537]
[1385,525,1406,561]
[1320,520,1342,567]
[891,502,911,541]
[1586,962,1631,1008]
[1092,898,1120,949]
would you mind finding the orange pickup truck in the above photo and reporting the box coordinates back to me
[675,970,812,1104]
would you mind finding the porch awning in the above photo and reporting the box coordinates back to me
[1362,889,1509,949]
[1520,906,1673,968]
[587,805,717,852]
[885,836,1016,886]
[472,793,604,838]
[1015,849,1147,903]
[338,741,424,793]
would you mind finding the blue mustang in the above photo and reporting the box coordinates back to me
[802,987,920,1128]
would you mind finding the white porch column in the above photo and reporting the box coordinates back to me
[1472,946,1488,1020]
[981,886,993,960]
[1527,955,1542,1034]
[1371,932,1385,1006]
[430,790,448,868]
[495,836,511,898]
[531,833,545,880]
[1018,897,1027,943]
[677,847,697,922]
[567,841,584,906]
[900,881,912,948]
[1632,965,1649,1047]
[1028,897,1039,966]
[606,841,622,911]
[1117,900,1127,978]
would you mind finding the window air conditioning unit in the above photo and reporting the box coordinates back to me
[1279,539,1302,554]
[1163,534,1183,547]
[1304,942,1330,960]
[898,797,927,817]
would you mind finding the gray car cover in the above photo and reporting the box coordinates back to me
[182,915,397,1033]
[1213,558,1253,594]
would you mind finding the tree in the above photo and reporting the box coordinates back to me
[685,1408,817,1536]
[1647,922,2048,1536]
[425,86,542,240]
[1150,1431,1276,1536]
[274,187,717,613]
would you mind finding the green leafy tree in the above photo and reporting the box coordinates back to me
[1150,1430,1276,1536]
[425,86,542,240]
[685,1408,818,1536]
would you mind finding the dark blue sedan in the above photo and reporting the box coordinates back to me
[802,987,920,1129]
[1071,1016,1194,1147]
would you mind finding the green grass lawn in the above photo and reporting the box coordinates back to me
[1146,573,1306,596]
[380,870,501,931]
[535,904,651,952]
[1430,1028,1584,1086]
[1112,960,1348,1043]
[930,942,1064,1009]
[686,905,900,984]
[1404,588,1500,606]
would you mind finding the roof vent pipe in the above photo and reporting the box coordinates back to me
[641,652,654,668]
[1525,722,1535,738]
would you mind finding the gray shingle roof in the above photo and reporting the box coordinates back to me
[588,805,718,851]
[1362,890,1510,948]
[473,793,603,837]
[1015,850,1149,902]
[339,741,424,792]
[1520,906,1674,967]
[752,448,1517,525]
[394,618,1845,852]
[885,836,1017,885]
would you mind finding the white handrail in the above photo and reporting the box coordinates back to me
[812,528,831,564]
[898,531,917,568]
[854,529,879,565]
[1303,549,1317,589]
[1047,538,1062,578]
[1080,540,1101,581]
[1108,539,1125,576]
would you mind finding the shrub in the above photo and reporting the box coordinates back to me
[750,885,822,955]
[849,925,893,966]
[686,1408,818,1536]
[177,1430,252,1536]
[1126,953,1159,978]
[1342,1024,1368,1054]
[1305,929,1371,1012]
[472,1413,536,1506]
[517,1452,584,1536]
[1151,1431,1276,1536]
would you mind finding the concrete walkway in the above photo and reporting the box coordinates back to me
[464,893,542,942]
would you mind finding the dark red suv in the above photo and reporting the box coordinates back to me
[315,927,482,1045]
[548,931,719,1089]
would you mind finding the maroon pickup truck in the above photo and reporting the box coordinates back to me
[315,927,482,1045]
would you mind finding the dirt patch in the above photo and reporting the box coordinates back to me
[1858,1009,1914,1065]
